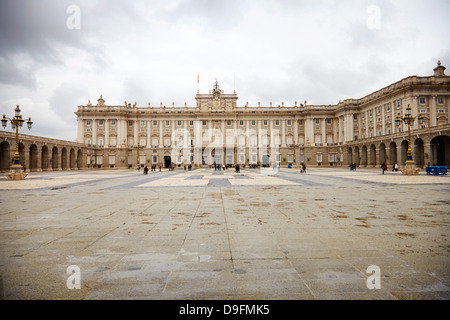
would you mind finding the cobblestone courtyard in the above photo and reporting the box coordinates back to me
[0,167,449,299]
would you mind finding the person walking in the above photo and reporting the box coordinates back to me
[143,165,148,175]
[381,163,387,174]
[302,163,306,173]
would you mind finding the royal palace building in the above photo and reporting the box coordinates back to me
[1,62,449,172]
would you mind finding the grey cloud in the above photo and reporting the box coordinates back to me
[49,82,88,123]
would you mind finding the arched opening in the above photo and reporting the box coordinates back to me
[52,146,59,170]
[77,149,83,169]
[430,135,450,167]
[29,144,38,171]
[0,141,10,172]
[414,138,425,168]
[369,144,376,166]
[400,140,409,165]
[70,148,76,169]
[42,145,49,170]
[347,147,353,166]
[361,146,367,166]
[61,147,68,170]
[389,142,397,166]
[18,142,26,168]
[354,146,360,166]
[379,143,386,166]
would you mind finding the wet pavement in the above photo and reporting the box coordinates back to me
[0,167,449,299]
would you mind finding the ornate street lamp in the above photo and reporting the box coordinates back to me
[2,105,33,180]
[395,104,423,175]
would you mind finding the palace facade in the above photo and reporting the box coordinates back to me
[73,62,450,169]
[1,62,449,172]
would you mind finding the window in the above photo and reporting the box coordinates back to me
[328,119,333,124]
[153,156,158,163]
[164,137,171,147]
[239,120,244,126]
[165,121,170,126]
[377,107,381,114]
[362,113,365,119]
[153,121,158,126]
[316,154,322,163]
[189,121,194,126]
[177,121,182,126]
[99,119,104,126]
[298,120,303,125]
[419,97,426,104]
[397,100,401,109]
[438,96,444,104]
[420,109,427,113]
[111,120,116,126]
[315,119,320,124]
[263,120,268,126]
[386,104,391,112]
[202,121,207,126]
[275,120,280,126]
[227,121,231,126]
[251,120,256,126]
[86,120,91,126]
[287,120,292,126]
[128,121,133,126]
[141,121,146,127]
[369,110,372,117]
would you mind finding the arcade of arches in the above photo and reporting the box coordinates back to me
[346,133,450,169]
[0,132,90,172]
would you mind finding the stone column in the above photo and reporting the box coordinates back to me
[321,118,326,145]
[105,119,110,147]
[147,120,151,148]
[92,119,97,146]
[430,95,437,127]
[159,120,163,148]
[134,120,139,146]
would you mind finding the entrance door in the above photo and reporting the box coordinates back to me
[164,156,171,168]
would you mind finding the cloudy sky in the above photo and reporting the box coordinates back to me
[0,0,449,141]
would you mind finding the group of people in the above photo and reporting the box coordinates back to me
[381,163,399,174]
[142,164,161,174]
[213,163,227,171]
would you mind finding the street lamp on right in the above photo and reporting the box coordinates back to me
[395,104,424,175]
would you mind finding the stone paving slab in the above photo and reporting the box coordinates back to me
[0,167,448,300]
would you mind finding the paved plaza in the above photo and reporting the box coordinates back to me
[0,167,449,300]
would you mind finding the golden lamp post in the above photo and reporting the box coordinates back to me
[2,105,33,180]
[395,104,423,175]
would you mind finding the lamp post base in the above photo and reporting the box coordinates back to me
[401,160,420,175]
[5,165,28,180]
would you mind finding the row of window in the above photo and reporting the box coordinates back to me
[359,96,446,120]
[85,119,337,127]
